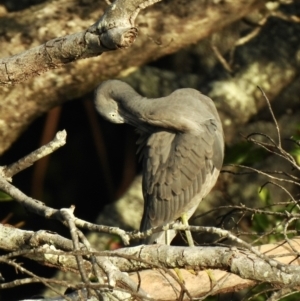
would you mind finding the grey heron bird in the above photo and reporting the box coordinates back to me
[94,80,224,245]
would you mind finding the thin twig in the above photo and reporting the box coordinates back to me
[2,130,67,179]
[257,86,281,148]
[60,208,93,298]
[0,175,130,244]
[225,164,300,187]
[76,231,106,300]
[0,258,71,301]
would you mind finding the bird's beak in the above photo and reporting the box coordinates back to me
[119,109,153,132]
[115,115,126,123]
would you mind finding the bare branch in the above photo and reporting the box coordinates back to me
[225,164,300,187]
[0,175,130,243]
[257,87,282,148]
[0,258,70,300]
[3,221,300,299]
[0,0,268,155]
[1,130,67,179]
[60,208,93,298]
[0,0,163,84]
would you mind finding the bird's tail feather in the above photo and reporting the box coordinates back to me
[139,215,162,244]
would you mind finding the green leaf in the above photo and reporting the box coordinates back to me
[258,186,270,205]
[224,142,266,165]
[0,190,13,201]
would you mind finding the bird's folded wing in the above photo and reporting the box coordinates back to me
[139,118,223,231]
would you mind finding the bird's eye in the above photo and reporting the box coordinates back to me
[110,113,116,118]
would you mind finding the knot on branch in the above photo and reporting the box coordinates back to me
[100,27,138,50]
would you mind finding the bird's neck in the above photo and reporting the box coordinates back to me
[113,88,151,121]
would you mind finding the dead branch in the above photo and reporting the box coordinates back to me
[0,0,266,155]
[1,130,67,179]
[2,222,300,300]
[0,0,158,84]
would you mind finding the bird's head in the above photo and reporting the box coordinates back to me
[94,81,126,124]
[94,80,145,127]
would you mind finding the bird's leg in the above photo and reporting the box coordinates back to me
[181,213,195,247]
[162,225,169,244]
[164,225,176,245]
[173,216,196,283]
[165,227,170,245]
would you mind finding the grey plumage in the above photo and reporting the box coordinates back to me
[94,80,224,244]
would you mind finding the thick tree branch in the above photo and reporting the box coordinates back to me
[0,0,265,155]
[1,223,300,299]
[0,0,162,84]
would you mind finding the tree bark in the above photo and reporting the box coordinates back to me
[1,223,300,299]
[0,0,264,155]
